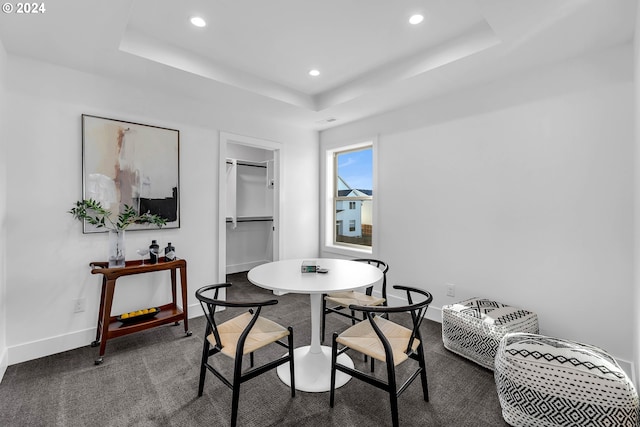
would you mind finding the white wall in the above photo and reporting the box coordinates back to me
[0,39,8,380]
[4,55,318,365]
[321,43,636,374]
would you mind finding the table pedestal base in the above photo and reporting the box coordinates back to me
[276,345,353,393]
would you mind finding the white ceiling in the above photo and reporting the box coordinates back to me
[0,0,636,130]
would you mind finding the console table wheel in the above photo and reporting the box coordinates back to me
[94,357,103,365]
[186,331,192,337]
[91,340,100,348]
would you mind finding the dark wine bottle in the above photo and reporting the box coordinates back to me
[164,242,175,261]
[149,240,160,264]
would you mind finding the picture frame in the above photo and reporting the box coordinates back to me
[81,114,180,233]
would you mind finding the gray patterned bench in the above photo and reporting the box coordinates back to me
[495,333,639,427]
[441,298,539,370]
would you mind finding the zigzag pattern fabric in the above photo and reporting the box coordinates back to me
[441,298,539,370]
[495,333,639,427]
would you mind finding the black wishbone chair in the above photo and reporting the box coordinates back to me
[322,258,389,343]
[329,285,433,427]
[195,283,295,427]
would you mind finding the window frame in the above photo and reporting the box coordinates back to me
[324,140,375,255]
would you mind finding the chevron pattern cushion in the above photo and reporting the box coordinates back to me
[441,298,539,370]
[495,333,639,427]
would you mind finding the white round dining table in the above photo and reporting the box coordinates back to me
[247,258,384,392]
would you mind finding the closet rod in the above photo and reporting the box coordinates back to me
[226,216,273,223]
[226,159,268,168]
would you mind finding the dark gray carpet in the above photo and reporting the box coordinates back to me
[0,272,509,426]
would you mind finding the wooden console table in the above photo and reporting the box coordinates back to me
[90,257,191,365]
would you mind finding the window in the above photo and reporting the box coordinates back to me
[332,146,373,248]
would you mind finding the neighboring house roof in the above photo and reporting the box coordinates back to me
[337,176,371,197]
[338,189,372,197]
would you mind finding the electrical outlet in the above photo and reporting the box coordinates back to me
[446,284,455,297]
[73,297,86,313]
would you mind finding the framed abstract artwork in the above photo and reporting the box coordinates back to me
[81,114,180,233]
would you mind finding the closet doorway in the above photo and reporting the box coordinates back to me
[218,132,281,283]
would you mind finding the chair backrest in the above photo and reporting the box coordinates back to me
[349,285,432,363]
[195,283,279,357]
[352,258,389,299]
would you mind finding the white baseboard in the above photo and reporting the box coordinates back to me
[616,358,636,386]
[384,291,442,323]
[4,299,636,391]
[0,346,8,383]
[226,260,269,275]
[383,292,636,386]
[188,302,205,318]
[8,327,96,365]
[7,304,204,367]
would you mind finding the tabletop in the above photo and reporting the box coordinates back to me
[247,258,383,295]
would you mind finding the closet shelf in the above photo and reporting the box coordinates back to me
[226,159,268,168]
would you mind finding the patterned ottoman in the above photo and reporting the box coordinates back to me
[495,333,639,427]
[441,298,539,370]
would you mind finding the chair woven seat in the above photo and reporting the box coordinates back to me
[322,259,389,344]
[325,291,385,308]
[195,283,295,427]
[337,315,417,365]
[330,285,433,427]
[210,312,290,358]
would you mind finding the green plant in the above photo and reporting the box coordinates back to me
[69,199,167,230]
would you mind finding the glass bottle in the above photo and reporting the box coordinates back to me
[149,240,160,264]
[164,242,176,261]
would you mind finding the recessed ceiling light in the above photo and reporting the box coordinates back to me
[190,16,207,27]
[309,69,320,77]
[409,14,424,25]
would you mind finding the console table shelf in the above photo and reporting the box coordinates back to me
[90,257,191,365]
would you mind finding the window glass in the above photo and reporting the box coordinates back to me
[334,147,373,248]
